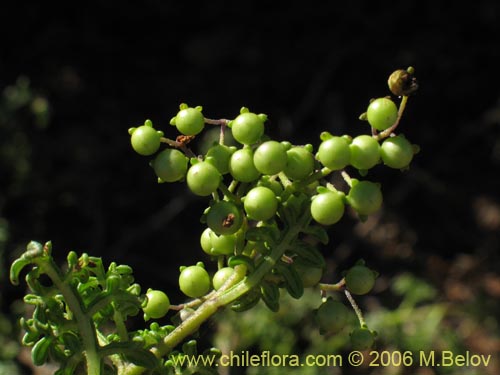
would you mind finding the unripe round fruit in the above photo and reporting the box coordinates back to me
[207,201,243,236]
[253,141,287,175]
[212,267,235,290]
[350,327,375,350]
[347,180,383,216]
[284,147,315,180]
[380,135,414,169]
[179,265,210,298]
[317,137,350,170]
[143,290,170,319]
[206,144,233,175]
[130,125,161,156]
[243,186,278,221]
[349,135,381,170]
[174,107,205,135]
[152,149,188,182]
[366,98,398,131]
[315,299,351,334]
[231,112,264,145]
[229,148,260,182]
[186,162,221,196]
[345,265,376,295]
[311,191,345,225]
[200,228,214,255]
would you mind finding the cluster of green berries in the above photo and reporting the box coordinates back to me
[129,98,417,229]
[129,67,418,347]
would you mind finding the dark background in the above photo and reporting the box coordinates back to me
[1,0,500,371]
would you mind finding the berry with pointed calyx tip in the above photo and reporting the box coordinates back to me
[230,110,266,145]
[347,180,383,216]
[186,161,221,196]
[229,147,260,182]
[311,191,345,225]
[380,135,414,169]
[350,327,375,350]
[170,105,205,135]
[243,186,278,221]
[317,136,351,170]
[200,227,238,256]
[206,144,235,175]
[129,121,163,156]
[284,146,315,180]
[212,267,235,290]
[207,200,243,236]
[253,141,287,176]
[152,148,188,182]
[345,265,377,295]
[366,98,398,131]
[179,264,211,298]
[388,68,418,97]
[143,289,170,320]
[349,135,381,170]
[315,298,351,334]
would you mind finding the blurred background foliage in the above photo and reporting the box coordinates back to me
[1,1,500,374]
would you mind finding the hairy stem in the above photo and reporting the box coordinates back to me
[344,289,366,328]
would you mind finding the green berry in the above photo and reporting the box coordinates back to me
[284,146,315,180]
[315,298,350,334]
[366,97,398,131]
[130,125,162,156]
[231,112,265,145]
[179,265,211,298]
[143,290,170,319]
[206,144,234,175]
[345,265,376,295]
[186,161,221,196]
[206,201,243,236]
[173,107,205,135]
[229,148,260,182]
[317,137,351,170]
[311,191,345,225]
[350,327,375,350]
[212,267,235,290]
[253,141,287,175]
[243,186,278,221]
[347,180,383,216]
[152,149,188,182]
[349,135,380,170]
[380,135,414,169]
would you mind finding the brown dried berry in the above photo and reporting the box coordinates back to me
[388,68,418,96]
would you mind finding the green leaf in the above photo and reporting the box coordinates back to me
[276,263,304,299]
[231,288,261,312]
[31,336,52,366]
[245,227,278,243]
[10,258,32,285]
[260,281,280,312]
[292,241,326,268]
